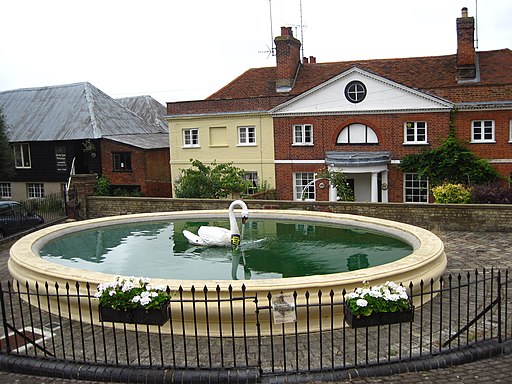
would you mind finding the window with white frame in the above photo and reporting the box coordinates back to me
[404,121,427,144]
[471,120,495,143]
[0,183,11,199]
[238,126,256,145]
[27,183,45,198]
[509,120,512,142]
[293,124,313,145]
[294,172,315,201]
[404,173,428,203]
[183,128,199,147]
[13,143,31,168]
[337,123,378,144]
[245,172,258,194]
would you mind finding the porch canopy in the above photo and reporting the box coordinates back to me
[325,151,391,202]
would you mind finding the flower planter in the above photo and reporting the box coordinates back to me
[99,304,169,326]
[344,304,414,328]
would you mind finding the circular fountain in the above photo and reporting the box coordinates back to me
[8,209,446,335]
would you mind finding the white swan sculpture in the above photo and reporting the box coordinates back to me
[183,200,249,247]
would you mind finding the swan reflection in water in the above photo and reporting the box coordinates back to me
[231,247,251,280]
[183,238,266,280]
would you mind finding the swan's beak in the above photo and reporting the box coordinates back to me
[242,216,248,224]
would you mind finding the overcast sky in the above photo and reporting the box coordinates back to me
[1,0,511,105]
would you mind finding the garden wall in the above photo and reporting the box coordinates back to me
[86,197,512,232]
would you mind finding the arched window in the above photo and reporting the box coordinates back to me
[337,123,378,144]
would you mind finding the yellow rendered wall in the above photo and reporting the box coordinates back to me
[168,113,275,195]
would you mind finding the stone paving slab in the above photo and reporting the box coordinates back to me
[1,229,512,383]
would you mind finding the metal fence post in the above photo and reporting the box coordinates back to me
[0,282,12,352]
[497,270,502,343]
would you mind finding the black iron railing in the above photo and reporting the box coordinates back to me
[0,269,510,377]
[20,191,68,225]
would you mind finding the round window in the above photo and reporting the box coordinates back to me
[344,81,367,103]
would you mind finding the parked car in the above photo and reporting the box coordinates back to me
[0,201,44,239]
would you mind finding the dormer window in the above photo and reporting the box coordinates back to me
[344,81,367,103]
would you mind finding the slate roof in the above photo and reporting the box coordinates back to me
[103,133,169,150]
[167,49,511,116]
[0,82,166,142]
[116,95,168,132]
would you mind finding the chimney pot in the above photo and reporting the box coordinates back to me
[309,56,316,64]
[280,26,294,37]
[461,7,468,18]
[303,57,309,64]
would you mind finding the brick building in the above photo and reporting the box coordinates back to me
[167,8,512,203]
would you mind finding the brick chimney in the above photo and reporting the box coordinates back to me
[456,7,477,81]
[274,26,301,92]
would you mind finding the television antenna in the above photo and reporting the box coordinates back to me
[260,0,306,58]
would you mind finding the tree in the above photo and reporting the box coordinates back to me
[0,108,15,180]
[174,159,252,199]
[400,111,501,187]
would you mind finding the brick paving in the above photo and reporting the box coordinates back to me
[0,229,511,383]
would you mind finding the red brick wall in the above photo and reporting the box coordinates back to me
[274,113,452,161]
[100,139,171,198]
[453,110,512,159]
[274,110,512,202]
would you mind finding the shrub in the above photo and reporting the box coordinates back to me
[472,183,512,204]
[431,183,472,204]
[94,176,110,196]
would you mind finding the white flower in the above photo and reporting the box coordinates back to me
[369,289,382,298]
[149,284,165,291]
[108,290,116,296]
[122,282,135,292]
[346,292,359,300]
[132,296,141,303]
[386,281,399,290]
[384,293,400,301]
[356,299,368,307]
[140,296,151,306]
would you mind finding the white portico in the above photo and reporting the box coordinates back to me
[325,151,391,203]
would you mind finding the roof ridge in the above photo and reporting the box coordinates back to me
[83,82,100,139]
[0,81,89,95]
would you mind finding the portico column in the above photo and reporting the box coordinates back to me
[371,172,379,202]
[381,170,388,203]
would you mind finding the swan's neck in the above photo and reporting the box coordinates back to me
[229,210,240,235]
[228,200,247,235]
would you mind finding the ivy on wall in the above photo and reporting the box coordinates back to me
[400,109,501,187]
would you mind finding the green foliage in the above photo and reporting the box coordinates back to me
[400,133,501,187]
[174,159,252,199]
[317,170,355,201]
[0,108,15,180]
[95,276,171,310]
[431,183,473,204]
[94,176,110,196]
